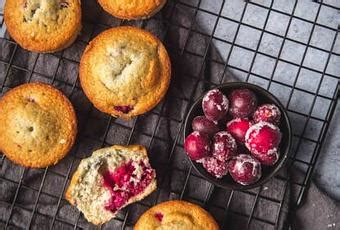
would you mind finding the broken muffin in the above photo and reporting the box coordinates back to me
[65,145,156,225]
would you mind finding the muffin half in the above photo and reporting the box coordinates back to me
[65,145,157,225]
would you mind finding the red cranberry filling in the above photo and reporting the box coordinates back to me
[102,160,154,212]
[154,212,163,222]
[114,105,133,114]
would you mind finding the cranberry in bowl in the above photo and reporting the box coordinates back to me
[183,82,292,190]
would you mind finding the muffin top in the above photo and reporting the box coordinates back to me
[0,83,77,168]
[80,26,171,119]
[4,0,81,52]
[135,200,220,230]
[98,0,166,19]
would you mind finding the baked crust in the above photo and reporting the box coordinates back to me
[65,145,157,225]
[0,83,77,168]
[98,0,167,20]
[4,0,82,53]
[79,26,171,120]
[135,200,220,230]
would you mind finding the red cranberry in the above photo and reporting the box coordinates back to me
[202,89,229,121]
[253,104,281,125]
[212,131,237,162]
[202,157,228,178]
[114,105,133,114]
[192,116,219,135]
[245,122,281,165]
[184,131,212,161]
[103,161,155,212]
[105,190,129,211]
[228,154,262,185]
[154,212,163,222]
[226,118,253,143]
[229,89,257,118]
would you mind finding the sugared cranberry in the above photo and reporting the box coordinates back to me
[229,89,257,118]
[212,131,237,162]
[192,116,219,135]
[114,105,133,114]
[245,122,281,165]
[228,154,262,185]
[202,157,228,178]
[184,131,212,161]
[226,118,253,143]
[253,104,281,125]
[202,89,229,121]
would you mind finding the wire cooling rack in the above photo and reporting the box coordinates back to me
[0,0,339,229]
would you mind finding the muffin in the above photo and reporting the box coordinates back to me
[4,0,82,53]
[0,83,77,168]
[135,200,220,230]
[79,26,171,119]
[65,145,157,225]
[98,0,167,20]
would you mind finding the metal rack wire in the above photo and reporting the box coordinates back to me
[0,0,339,229]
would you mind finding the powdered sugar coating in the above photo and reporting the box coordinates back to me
[202,157,228,178]
[245,122,281,165]
[254,147,279,165]
[228,154,262,185]
[202,89,229,121]
[212,131,237,162]
[253,104,281,125]
[245,121,280,145]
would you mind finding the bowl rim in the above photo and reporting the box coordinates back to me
[183,82,292,191]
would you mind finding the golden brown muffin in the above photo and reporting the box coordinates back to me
[4,0,82,53]
[65,145,157,225]
[0,83,77,168]
[79,26,171,120]
[135,200,220,230]
[98,0,167,20]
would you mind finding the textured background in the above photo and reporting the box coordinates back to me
[0,0,339,229]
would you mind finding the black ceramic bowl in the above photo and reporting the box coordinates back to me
[184,82,292,190]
